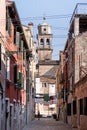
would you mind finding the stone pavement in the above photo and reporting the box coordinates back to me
[22,118,78,130]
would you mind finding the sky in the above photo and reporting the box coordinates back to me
[14,0,87,60]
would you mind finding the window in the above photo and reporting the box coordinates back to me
[6,16,11,36]
[84,97,87,115]
[16,32,20,49]
[67,103,71,116]
[44,94,50,102]
[44,28,46,31]
[40,39,44,46]
[14,65,18,84]
[73,100,76,114]
[42,83,46,87]
[80,98,83,115]
[46,39,50,45]
[44,83,46,87]
[43,28,46,34]
[19,72,23,88]
[6,57,10,80]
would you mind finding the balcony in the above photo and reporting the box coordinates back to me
[69,3,87,35]
[70,3,87,24]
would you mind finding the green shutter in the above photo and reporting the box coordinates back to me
[19,72,23,88]
[44,94,50,102]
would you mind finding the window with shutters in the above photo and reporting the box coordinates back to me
[42,83,46,88]
[44,94,50,102]
[16,32,20,49]
[6,9,11,36]
[19,72,23,88]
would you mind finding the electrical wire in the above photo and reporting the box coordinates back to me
[0,14,72,23]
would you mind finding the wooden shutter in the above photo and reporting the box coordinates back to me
[16,32,20,48]
[19,72,23,88]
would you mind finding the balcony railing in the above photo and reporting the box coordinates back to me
[70,3,87,24]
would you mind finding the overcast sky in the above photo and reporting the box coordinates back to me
[14,0,87,60]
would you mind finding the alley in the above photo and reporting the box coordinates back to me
[22,118,78,130]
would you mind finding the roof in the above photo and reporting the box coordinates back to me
[41,17,48,25]
[41,66,58,79]
[39,17,49,26]
[6,1,29,50]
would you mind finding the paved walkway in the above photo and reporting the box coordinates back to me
[22,118,78,130]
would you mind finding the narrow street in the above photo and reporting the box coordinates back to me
[22,118,78,130]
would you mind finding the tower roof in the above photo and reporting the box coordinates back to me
[40,17,48,26]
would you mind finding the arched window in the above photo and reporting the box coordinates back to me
[46,39,50,45]
[43,28,46,34]
[40,39,44,46]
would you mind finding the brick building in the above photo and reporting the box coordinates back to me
[56,51,64,121]
[62,3,87,130]
[0,1,33,130]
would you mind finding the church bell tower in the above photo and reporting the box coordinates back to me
[37,17,53,62]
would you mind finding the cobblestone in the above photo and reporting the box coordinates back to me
[22,118,78,130]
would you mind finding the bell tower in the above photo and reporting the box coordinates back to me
[37,17,53,62]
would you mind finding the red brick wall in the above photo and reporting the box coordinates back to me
[75,76,87,130]
[6,57,21,103]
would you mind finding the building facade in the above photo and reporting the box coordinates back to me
[0,1,35,130]
[23,23,36,122]
[61,3,87,130]
[56,51,66,121]
[0,1,6,130]
[35,18,59,117]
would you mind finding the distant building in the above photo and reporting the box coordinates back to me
[35,18,59,117]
